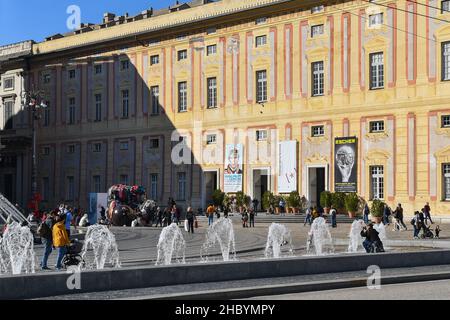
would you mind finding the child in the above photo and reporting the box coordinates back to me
[435,225,441,239]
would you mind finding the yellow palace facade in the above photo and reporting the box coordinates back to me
[2,0,450,214]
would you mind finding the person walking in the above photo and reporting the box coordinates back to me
[242,210,249,228]
[330,206,337,228]
[363,203,370,224]
[163,208,171,227]
[206,204,215,226]
[155,207,163,227]
[304,207,313,226]
[249,209,255,228]
[279,198,286,216]
[423,202,434,225]
[412,211,422,239]
[393,203,407,231]
[39,212,55,270]
[52,214,70,270]
[252,198,259,213]
[171,205,178,225]
[64,206,73,237]
[186,207,195,234]
[383,204,391,226]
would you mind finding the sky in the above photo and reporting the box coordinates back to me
[0,0,175,46]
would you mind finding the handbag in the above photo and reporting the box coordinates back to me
[194,220,198,229]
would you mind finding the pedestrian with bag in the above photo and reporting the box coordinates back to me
[39,211,55,270]
[249,208,255,228]
[186,207,195,234]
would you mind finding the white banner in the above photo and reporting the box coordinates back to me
[224,144,243,193]
[278,141,297,193]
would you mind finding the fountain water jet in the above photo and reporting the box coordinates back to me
[306,217,334,256]
[156,223,186,265]
[81,225,120,269]
[201,218,236,262]
[1,222,35,274]
[348,220,366,253]
[265,223,294,259]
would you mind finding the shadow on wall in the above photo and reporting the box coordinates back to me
[0,49,206,214]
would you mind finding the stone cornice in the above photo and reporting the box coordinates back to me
[33,0,332,56]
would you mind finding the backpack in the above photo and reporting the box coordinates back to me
[37,222,51,238]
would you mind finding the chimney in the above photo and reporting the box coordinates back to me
[103,12,116,23]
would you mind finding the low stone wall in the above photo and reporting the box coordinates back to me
[2,249,450,299]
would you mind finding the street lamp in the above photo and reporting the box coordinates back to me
[26,90,47,201]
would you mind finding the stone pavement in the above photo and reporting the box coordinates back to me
[29,218,450,272]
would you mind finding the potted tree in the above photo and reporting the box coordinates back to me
[320,191,333,214]
[344,193,360,218]
[262,191,275,214]
[287,191,301,214]
[236,191,250,213]
[370,199,385,224]
[273,195,281,214]
[212,189,225,211]
[331,192,346,214]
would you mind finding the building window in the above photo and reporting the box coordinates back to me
[370,166,384,200]
[42,147,50,156]
[206,45,217,56]
[121,90,129,118]
[119,174,129,185]
[178,50,188,61]
[67,145,75,154]
[206,134,217,145]
[150,55,160,65]
[119,141,129,150]
[92,175,101,193]
[311,125,325,137]
[311,5,324,13]
[256,70,268,103]
[442,42,450,81]
[256,130,268,141]
[68,97,76,125]
[150,86,160,115]
[93,143,102,153]
[120,60,130,71]
[67,176,75,201]
[444,164,450,200]
[312,61,324,96]
[311,24,324,37]
[370,52,384,89]
[43,104,50,127]
[68,69,76,79]
[177,172,186,201]
[370,121,385,133]
[206,27,217,35]
[178,82,188,112]
[42,177,50,201]
[442,115,450,128]
[207,77,217,108]
[149,138,160,149]
[94,65,102,75]
[43,74,51,84]
[442,0,450,13]
[150,173,158,200]
[3,77,14,90]
[256,17,267,25]
[95,93,102,122]
[4,101,14,130]
[369,13,383,27]
[255,35,267,48]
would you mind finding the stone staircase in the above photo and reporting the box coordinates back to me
[197,213,359,224]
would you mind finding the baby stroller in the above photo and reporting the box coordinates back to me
[62,239,85,269]
[420,225,435,239]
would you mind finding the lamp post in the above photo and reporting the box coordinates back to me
[26,91,47,201]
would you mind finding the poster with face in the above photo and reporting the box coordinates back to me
[334,137,358,193]
[224,144,243,193]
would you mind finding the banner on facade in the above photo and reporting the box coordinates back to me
[278,141,297,193]
[88,193,108,225]
[334,137,358,193]
[224,144,243,193]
